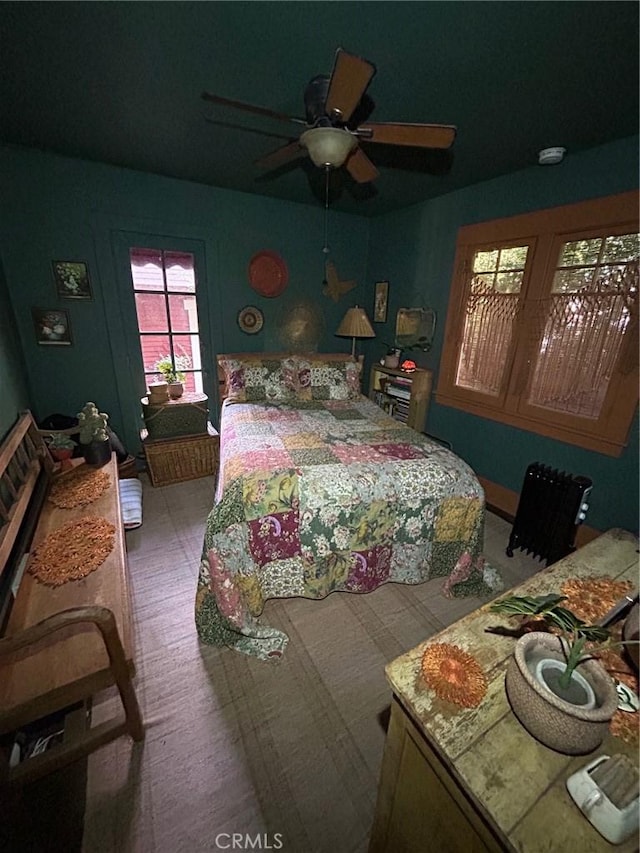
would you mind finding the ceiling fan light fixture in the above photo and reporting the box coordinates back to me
[300,127,357,168]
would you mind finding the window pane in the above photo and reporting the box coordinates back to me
[602,234,640,263]
[130,248,164,292]
[172,334,202,371]
[182,371,203,394]
[455,276,520,396]
[552,267,596,293]
[140,335,171,372]
[499,246,528,270]
[473,250,498,273]
[559,239,602,267]
[495,271,523,293]
[169,294,199,332]
[165,252,195,293]
[528,263,638,418]
[135,293,168,332]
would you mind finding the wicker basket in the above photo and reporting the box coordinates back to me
[141,423,219,487]
[141,392,209,440]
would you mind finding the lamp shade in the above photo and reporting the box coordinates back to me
[300,127,357,168]
[336,306,376,340]
[336,306,375,357]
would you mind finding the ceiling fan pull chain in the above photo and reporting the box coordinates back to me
[322,165,331,256]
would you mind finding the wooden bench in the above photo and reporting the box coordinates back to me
[0,411,143,785]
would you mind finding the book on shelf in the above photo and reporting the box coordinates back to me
[386,384,411,401]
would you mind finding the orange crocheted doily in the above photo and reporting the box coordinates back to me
[560,576,634,624]
[48,465,110,509]
[28,517,115,586]
[421,643,487,708]
[561,577,638,747]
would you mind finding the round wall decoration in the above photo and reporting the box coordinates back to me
[248,250,289,298]
[237,305,264,335]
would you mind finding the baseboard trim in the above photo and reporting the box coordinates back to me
[478,475,601,549]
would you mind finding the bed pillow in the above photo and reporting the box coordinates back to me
[296,358,362,401]
[220,357,299,402]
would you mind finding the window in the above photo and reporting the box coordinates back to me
[129,248,203,393]
[436,191,639,456]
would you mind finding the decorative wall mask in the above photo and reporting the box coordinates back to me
[322,261,357,302]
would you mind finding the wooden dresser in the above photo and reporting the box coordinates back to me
[369,529,639,852]
[0,414,143,784]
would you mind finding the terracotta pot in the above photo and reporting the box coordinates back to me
[505,632,618,755]
[50,447,74,462]
[168,381,184,399]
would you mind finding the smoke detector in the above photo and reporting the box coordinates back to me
[538,147,566,165]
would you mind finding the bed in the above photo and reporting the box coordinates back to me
[195,353,501,660]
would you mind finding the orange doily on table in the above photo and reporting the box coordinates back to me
[561,576,639,747]
[421,643,487,708]
[48,465,110,509]
[560,576,633,624]
[28,517,115,586]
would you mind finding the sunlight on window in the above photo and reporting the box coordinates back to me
[130,248,203,393]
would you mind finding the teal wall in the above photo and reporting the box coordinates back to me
[0,254,31,440]
[0,146,370,451]
[1,138,637,534]
[366,136,640,534]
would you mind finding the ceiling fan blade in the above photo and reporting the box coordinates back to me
[255,140,304,171]
[325,49,376,124]
[202,92,306,126]
[357,122,457,149]
[359,141,454,176]
[204,117,294,142]
[345,147,379,184]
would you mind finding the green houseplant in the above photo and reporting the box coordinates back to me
[47,432,76,462]
[490,593,611,692]
[77,402,111,467]
[155,354,190,398]
[489,592,624,754]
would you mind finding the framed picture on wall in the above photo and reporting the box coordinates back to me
[31,307,72,345]
[52,260,92,300]
[373,280,389,323]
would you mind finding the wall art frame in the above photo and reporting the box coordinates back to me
[52,260,92,300]
[373,280,389,323]
[32,307,73,346]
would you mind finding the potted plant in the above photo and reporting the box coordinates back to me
[489,593,627,754]
[47,432,75,462]
[155,354,190,399]
[77,402,111,467]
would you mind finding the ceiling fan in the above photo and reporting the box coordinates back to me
[202,48,457,190]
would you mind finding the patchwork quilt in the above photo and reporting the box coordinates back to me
[195,397,501,660]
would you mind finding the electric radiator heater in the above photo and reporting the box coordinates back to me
[506,463,592,567]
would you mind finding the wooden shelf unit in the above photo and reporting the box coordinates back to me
[368,364,433,432]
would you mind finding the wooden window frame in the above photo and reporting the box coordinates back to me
[129,248,204,393]
[436,191,639,457]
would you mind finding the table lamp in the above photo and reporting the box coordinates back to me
[336,305,376,357]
